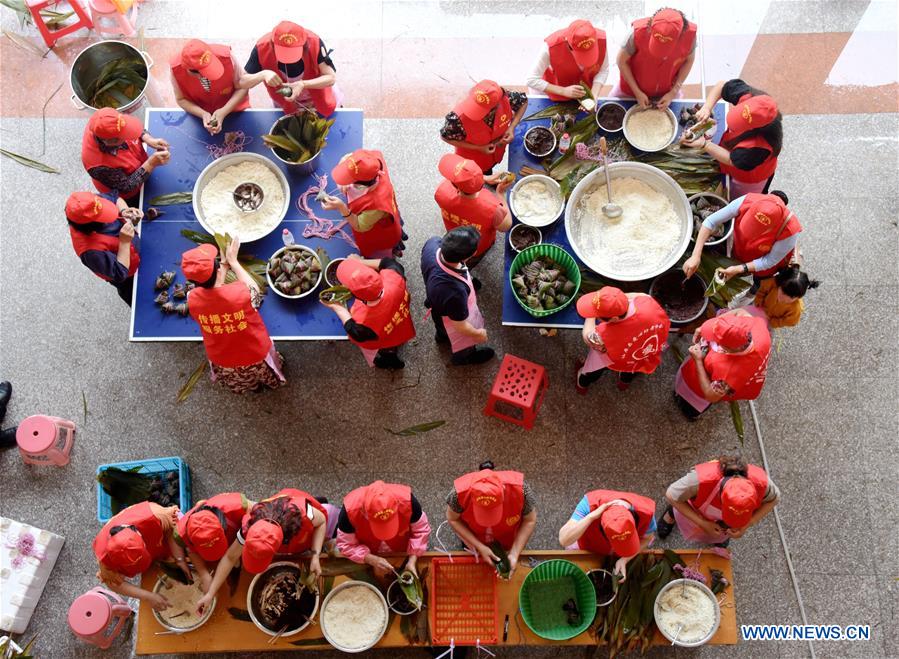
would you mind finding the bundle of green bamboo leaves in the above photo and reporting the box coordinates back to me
[82,56,147,109]
[180,229,268,291]
[263,111,334,163]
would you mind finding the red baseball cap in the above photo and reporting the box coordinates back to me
[332,149,383,186]
[180,510,228,562]
[97,528,153,577]
[647,8,684,58]
[565,19,600,68]
[600,506,640,558]
[181,39,225,81]
[576,286,628,319]
[457,80,503,121]
[65,191,119,224]
[726,95,779,134]
[701,315,753,350]
[364,481,401,541]
[88,107,143,141]
[721,478,760,528]
[272,21,306,64]
[336,258,382,301]
[469,471,505,527]
[438,153,484,194]
[242,520,283,574]
[181,244,218,282]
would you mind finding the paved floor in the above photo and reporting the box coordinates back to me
[0,2,897,658]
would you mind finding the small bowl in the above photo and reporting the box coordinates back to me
[688,192,732,247]
[654,578,721,647]
[523,125,557,158]
[594,101,626,133]
[233,182,264,213]
[585,568,617,607]
[508,223,542,253]
[509,174,564,228]
[324,257,346,288]
[622,105,678,152]
[266,245,323,300]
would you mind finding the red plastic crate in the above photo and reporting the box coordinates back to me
[429,557,498,645]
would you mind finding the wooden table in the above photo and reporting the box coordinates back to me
[137,549,736,654]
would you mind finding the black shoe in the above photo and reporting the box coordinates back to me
[674,393,701,421]
[657,506,675,539]
[471,277,482,292]
[0,381,11,424]
[374,353,405,370]
[435,332,450,345]
[0,426,17,449]
[452,346,495,366]
[478,460,495,470]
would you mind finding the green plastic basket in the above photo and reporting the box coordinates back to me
[509,243,582,318]
[519,559,596,640]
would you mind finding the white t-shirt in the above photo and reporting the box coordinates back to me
[526,43,610,95]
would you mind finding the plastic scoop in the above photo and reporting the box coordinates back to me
[599,137,621,218]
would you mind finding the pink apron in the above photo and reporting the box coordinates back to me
[436,249,485,354]
[341,181,394,260]
[673,482,729,545]
[729,177,767,199]
[359,347,379,368]
[581,301,635,373]
[674,359,712,413]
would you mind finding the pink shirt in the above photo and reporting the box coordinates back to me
[337,511,431,563]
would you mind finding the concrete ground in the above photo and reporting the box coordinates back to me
[0,1,897,658]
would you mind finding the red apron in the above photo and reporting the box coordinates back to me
[720,94,778,184]
[93,502,169,576]
[542,28,606,101]
[255,31,337,116]
[585,296,670,374]
[454,94,513,172]
[454,470,525,550]
[187,282,272,368]
[170,44,250,114]
[81,127,148,198]
[576,490,656,556]
[619,18,697,97]
[434,180,503,257]
[69,223,139,281]
[348,269,416,366]
[177,492,247,555]
[732,193,802,277]
[243,489,327,555]
[343,483,413,554]
[343,156,403,258]
[435,250,485,354]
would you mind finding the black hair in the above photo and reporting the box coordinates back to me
[478,460,495,471]
[354,177,379,187]
[722,83,783,157]
[774,265,820,299]
[195,505,228,530]
[440,226,481,262]
[769,190,789,205]
[68,219,109,234]
[651,7,690,35]
[109,524,138,536]
[717,453,748,478]
[193,259,221,288]
[244,496,304,544]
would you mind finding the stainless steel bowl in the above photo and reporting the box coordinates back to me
[654,579,721,647]
[688,192,732,247]
[267,115,323,176]
[320,580,389,653]
[233,182,264,213]
[247,561,320,637]
[266,245,323,300]
[594,101,626,133]
[70,40,152,113]
[622,106,678,152]
[152,575,216,633]
[509,174,564,228]
[523,126,557,158]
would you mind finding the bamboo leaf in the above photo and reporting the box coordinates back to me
[729,401,745,445]
[0,148,59,173]
[319,557,368,577]
[398,570,424,611]
[227,607,252,622]
[385,420,446,436]
[180,228,216,245]
[148,191,193,205]
[288,637,328,647]
[176,361,207,403]
[3,29,45,56]
[523,101,579,121]
[81,390,88,427]
[227,564,241,597]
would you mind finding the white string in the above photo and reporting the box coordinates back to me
[432,639,455,659]
[475,639,496,657]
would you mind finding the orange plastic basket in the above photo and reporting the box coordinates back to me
[429,557,498,645]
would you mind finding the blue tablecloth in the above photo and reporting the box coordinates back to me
[502,97,726,329]
[130,108,363,341]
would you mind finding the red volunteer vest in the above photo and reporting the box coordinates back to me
[434,180,503,257]
[69,223,140,281]
[733,193,802,277]
[93,502,169,575]
[454,93,513,172]
[597,295,671,374]
[454,470,525,550]
[343,483,413,554]
[577,490,656,556]
[681,316,771,401]
[255,31,337,116]
[81,127,148,198]
[348,269,416,350]
[170,44,250,114]
[178,492,247,554]
[542,28,607,102]
[346,162,403,257]
[720,94,778,183]
[619,17,697,97]
[690,461,768,520]
[243,489,327,554]
[187,282,272,368]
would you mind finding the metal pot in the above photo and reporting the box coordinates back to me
[654,578,720,647]
[151,575,216,633]
[688,192,732,247]
[70,40,152,113]
[509,174,564,228]
[247,561,320,637]
[622,105,678,153]
[268,116,322,175]
[649,269,709,327]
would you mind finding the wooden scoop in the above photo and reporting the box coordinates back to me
[599,137,621,218]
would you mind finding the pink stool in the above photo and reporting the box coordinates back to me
[16,415,76,466]
[68,587,133,649]
[26,0,93,48]
[88,0,137,37]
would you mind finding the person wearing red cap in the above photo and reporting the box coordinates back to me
[615,8,697,109]
[558,489,656,580]
[336,481,431,577]
[319,255,415,369]
[675,309,772,420]
[239,20,340,116]
[682,79,782,197]
[683,191,802,285]
[93,502,187,610]
[174,492,254,592]
[447,462,537,576]
[81,107,170,205]
[196,488,336,614]
[575,286,670,393]
[320,149,405,259]
[170,39,250,135]
[441,79,528,174]
[527,19,609,101]
[181,236,285,394]
[434,154,513,267]
[65,191,144,305]
[657,454,780,551]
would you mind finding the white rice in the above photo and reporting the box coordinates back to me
[321,584,386,650]
[198,161,285,238]
[656,582,717,644]
[625,109,675,151]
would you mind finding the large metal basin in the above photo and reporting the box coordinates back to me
[70,40,152,113]
[564,162,691,281]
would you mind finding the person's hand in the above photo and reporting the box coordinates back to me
[208,110,225,135]
[143,135,169,150]
[147,149,170,168]
[367,554,395,577]
[118,221,135,243]
[698,518,724,537]
[474,327,488,343]
[405,558,418,577]
[694,105,712,124]
[682,255,701,278]
[688,343,706,361]
[346,253,363,261]
[482,143,497,154]
[680,134,708,149]
[148,592,170,611]
[477,544,500,565]
[309,554,322,578]
[613,557,629,582]
[225,235,240,265]
[286,80,305,101]
[655,91,676,110]
[199,570,213,593]
[561,84,586,99]
[495,177,514,194]
[506,551,519,578]
[121,207,143,223]
[263,70,282,87]
[320,299,344,312]
[725,525,746,539]
[585,331,605,352]
[634,90,651,109]
[719,265,743,281]
[500,128,514,145]
[319,195,346,213]
[196,592,214,615]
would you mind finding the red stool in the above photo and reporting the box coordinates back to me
[16,415,76,466]
[67,587,133,649]
[26,0,93,48]
[483,355,548,429]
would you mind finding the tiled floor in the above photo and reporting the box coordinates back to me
[0,1,897,658]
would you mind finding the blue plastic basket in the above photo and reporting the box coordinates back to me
[96,456,192,524]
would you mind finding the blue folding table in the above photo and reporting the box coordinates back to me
[129,108,363,341]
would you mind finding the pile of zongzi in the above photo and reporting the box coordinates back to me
[268,247,322,296]
[511,255,576,312]
[262,111,335,164]
[98,467,181,515]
